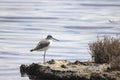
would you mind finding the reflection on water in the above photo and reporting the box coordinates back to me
[0,0,120,80]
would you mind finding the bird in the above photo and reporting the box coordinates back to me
[30,35,59,64]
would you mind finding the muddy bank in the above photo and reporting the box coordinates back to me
[20,60,120,80]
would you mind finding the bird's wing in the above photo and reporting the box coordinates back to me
[34,40,50,50]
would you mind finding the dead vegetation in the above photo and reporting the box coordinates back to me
[89,35,120,70]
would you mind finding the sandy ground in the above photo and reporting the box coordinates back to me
[40,59,110,73]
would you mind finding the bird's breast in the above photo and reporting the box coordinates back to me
[48,40,53,45]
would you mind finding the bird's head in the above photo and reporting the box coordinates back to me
[46,35,59,41]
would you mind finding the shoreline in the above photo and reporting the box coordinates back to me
[20,59,120,80]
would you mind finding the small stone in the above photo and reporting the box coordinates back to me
[47,59,55,64]
[20,64,27,73]
[61,64,67,68]
[20,64,28,77]
[74,60,85,65]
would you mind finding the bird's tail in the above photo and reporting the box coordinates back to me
[30,49,34,52]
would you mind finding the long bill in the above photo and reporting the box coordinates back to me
[52,37,59,41]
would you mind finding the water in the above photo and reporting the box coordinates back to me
[0,0,120,80]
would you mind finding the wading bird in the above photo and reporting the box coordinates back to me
[30,35,59,64]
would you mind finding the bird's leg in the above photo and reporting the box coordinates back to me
[43,51,46,64]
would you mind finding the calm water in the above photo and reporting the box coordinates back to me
[0,0,120,80]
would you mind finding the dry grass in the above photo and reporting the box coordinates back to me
[89,35,120,70]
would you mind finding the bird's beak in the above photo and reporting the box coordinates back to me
[52,37,59,41]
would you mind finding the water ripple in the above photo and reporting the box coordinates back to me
[0,16,59,19]
[81,3,120,7]
[64,26,113,29]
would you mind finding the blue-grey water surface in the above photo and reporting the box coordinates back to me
[0,0,120,80]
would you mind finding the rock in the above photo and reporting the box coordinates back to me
[47,59,56,64]
[20,60,120,80]
[61,64,68,68]
[74,60,85,65]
